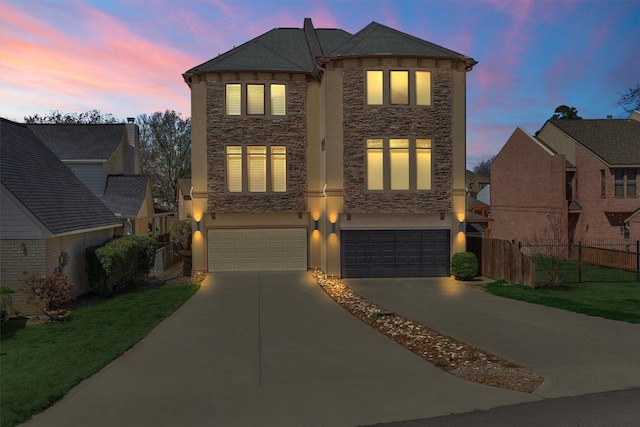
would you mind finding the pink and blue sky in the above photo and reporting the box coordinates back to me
[1,0,638,168]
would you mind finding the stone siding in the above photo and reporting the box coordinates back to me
[206,78,307,213]
[341,64,454,213]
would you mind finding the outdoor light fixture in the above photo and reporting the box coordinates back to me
[331,222,336,234]
[314,220,319,231]
[58,252,68,267]
[458,221,464,232]
[195,221,201,231]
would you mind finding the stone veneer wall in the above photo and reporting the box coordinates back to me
[341,62,454,213]
[206,78,307,213]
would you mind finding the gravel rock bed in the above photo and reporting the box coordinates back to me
[312,271,544,393]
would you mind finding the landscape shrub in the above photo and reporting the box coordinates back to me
[22,271,74,321]
[86,235,157,296]
[451,252,479,281]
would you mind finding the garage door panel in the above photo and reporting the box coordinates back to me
[208,228,307,272]
[341,229,450,278]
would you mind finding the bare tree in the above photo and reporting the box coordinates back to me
[523,212,568,288]
[137,110,191,205]
[616,84,640,113]
[24,109,121,124]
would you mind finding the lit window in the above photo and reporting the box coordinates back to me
[389,139,409,190]
[247,146,267,192]
[271,146,287,192]
[366,138,432,191]
[390,71,409,105]
[226,84,241,115]
[415,71,431,106]
[271,84,286,116]
[226,146,287,193]
[367,139,384,190]
[366,71,384,105]
[247,84,265,115]
[226,146,242,192]
[416,139,432,190]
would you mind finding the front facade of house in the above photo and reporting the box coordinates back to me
[491,115,640,244]
[183,19,476,277]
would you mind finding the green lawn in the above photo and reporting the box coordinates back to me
[0,284,199,427]
[485,280,640,324]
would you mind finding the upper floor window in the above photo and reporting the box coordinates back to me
[612,169,637,197]
[366,138,432,191]
[366,70,431,106]
[614,169,624,197]
[225,83,286,116]
[226,145,287,193]
[627,169,636,197]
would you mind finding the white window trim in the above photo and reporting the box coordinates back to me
[365,137,433,192]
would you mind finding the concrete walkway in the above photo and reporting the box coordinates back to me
[22,272,639,426]
[346,277,640,398]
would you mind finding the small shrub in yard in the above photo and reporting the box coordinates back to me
[22,272,74,321]
[451,252,479,281]
[87,235,157,296]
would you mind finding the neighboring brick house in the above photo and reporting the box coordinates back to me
[183,19,476,277]
[491,113,640,244]
[26,121,168,236]
[1,119,120,314]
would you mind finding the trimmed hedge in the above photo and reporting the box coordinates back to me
[451,252,479,281]
[86,235,157,296]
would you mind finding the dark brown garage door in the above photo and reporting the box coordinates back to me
[341,229,451,278]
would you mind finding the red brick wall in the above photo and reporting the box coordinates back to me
[490,128,567,242]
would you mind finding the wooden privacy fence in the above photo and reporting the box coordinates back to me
[481,238,536,287]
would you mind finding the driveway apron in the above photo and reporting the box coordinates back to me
[22,272,540,427]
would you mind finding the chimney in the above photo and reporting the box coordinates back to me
[127,117,135,123]
[607,115,613,119]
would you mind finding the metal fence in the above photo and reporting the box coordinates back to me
[154,241,183,273]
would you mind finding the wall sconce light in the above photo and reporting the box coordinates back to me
[58,252,68,267]
[314,220,319,231]
[331,222,336,234]
[195,221,201,232]
[21,243,28,256]
[440,212,445,220]
[458,221,464,232]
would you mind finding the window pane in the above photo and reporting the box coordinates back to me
[615,169,624,196]
[390,71,409,105]
[226,146,242,192]
[366,71,383,105]
[247,84,265,115]
[390,138,409,190]
[416,139,432,190]
[600,170,606,196]
[247,146,266,192]
[271,84,286,115]
[226,84,241,115]
[367,139,384,190]
[416,71,431,105]
[628,169,636,197]
[271,146,287,192]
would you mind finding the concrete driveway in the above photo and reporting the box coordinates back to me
[22,272,639,426]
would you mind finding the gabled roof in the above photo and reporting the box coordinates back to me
[26,124,127,161]
[101,175,150,217]
[326,22,475,66]
[1,118,119,235]
[548,119,640,166]
[184,18,475,77]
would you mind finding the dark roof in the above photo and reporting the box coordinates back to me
[549,119,640,166]
[327,22,474,64]
[101,175,149,217]
[26,124,127,161]
[185,19,475,76]
[1,118,119,235]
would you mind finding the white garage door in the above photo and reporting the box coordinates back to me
[208,228,307,272]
